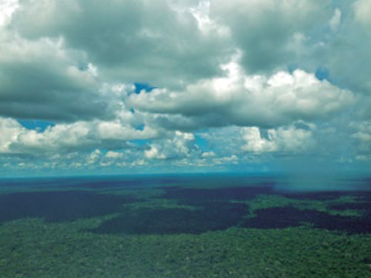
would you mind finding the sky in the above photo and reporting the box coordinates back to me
[0,0,371,177]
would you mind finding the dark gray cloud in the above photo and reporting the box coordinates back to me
[0,33,114,121]
[209,0,333,73]
[10,0,232,88]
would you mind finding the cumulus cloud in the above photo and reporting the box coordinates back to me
[0,117,158,156]
[145,131,196,160]
[354,0,371,28]
[105,151,124,159]
[329,8,342,32]
[0,32,115,121]
[130,62,354,129]
[9,0,232,89]
[209,0,333,73]
[351,120,371,160]
[290,0,371,96]
[0,0,18,27]
[0,117,21,153]
[241,125,316,153]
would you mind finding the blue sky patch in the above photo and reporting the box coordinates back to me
[134,83,156,94]
[129,139,151,146]
[18,120,56,132]
[315,67,331,81]
[195,135,210,152]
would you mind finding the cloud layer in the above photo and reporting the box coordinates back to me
[0,0,370,176]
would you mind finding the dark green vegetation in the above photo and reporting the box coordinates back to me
[91,202,249,235]
[0,191,137,223]
[0,175,371,277]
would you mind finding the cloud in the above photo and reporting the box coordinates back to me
[0,117,21,153]
[286,1,371,97]
[0,0,370,175]
[130,62,355,129]
[105,151,124,159]
[209,0,333,73]
[354,0,371,28]
[9,0,232,89]
[351,120,371,159]
[329,8,342,32]
[145,131,196,160]
[0,0,18,27]
[0,32,115,121]
[241,125,316,153]
[0,117,158,156]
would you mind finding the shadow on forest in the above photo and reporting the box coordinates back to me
[1,185,370,236]
[242,206,371,234]
[89,202,249,235]
[90,202,371,235]
[159,185,275,205]
[90,186,371,235]
[0,191,137,224]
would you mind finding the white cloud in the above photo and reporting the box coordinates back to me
[213,155,238,165]
[0,117,158,156]
[241,125,316,153]
[0,0,19,27]
[354,0,371,28]
[0,117,23,153]
[329,8,342,32]
[351,120,371,155]
[105,151,124,159]
[86,149,101,165]
[130,63,354,129]
[201,151,216,158]
[145,131,196,160]
[241,127,277,153]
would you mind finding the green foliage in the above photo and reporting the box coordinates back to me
[1,219,371,277]
[0,180,371,277]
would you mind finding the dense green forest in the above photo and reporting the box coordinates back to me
[0,176,370,277]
